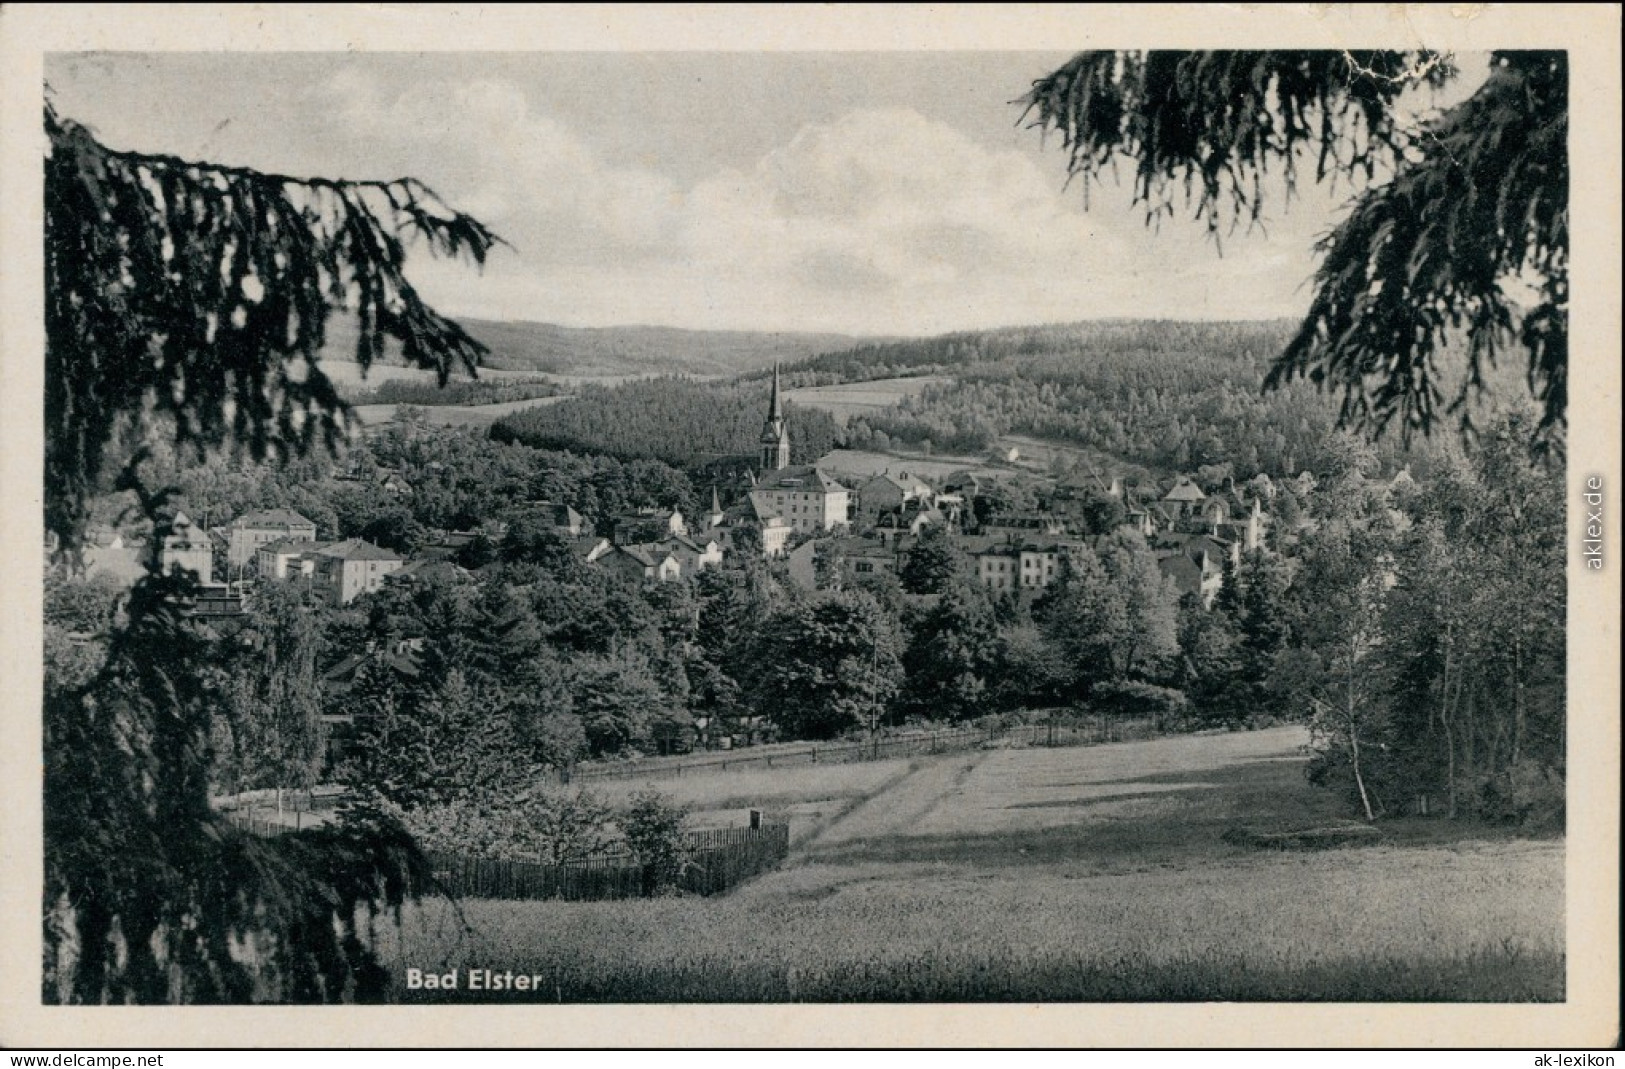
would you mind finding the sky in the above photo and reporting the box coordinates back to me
[44,52,1479,337]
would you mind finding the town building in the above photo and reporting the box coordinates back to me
[159,510,214,585]
[613,508,687,545]
[1161,476,1207,520]
[1153,532,1238,607]
[602,543,683,584]
[255,538,319,580]
[785,534,900,590]
[749,466,852,536]
[308,538,404,605]
[225,508,318,567]
[533,501,587,538]
[735,366,852,552]
[853,471,935,527]
[660,533,725,575]
[965,534,1083,592]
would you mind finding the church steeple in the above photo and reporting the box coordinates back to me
[759,364,791,471]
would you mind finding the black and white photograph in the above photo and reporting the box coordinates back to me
[1,3,1618,1050]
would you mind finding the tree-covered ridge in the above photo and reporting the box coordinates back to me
[489,376,841,469]
[343,375,563,408]
[851,346,1347,476]
[126,419,702,549]
[793,319,1365,476]
[1021,51,1568,446]
[324,312,875,377]
[774,318,1297,387]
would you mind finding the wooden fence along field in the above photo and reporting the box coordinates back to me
[565,715,1163,784]
[425,823,791,901]
[221,811,792,902]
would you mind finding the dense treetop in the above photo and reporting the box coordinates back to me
[1021,50,1567,447]
[45,104,501,553]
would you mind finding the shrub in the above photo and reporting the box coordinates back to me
[388,787,617,865]
[621,790,691,894]
[1088,680,1189,721]
[1478,764,1565,829]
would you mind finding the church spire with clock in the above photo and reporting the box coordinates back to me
[759,363,791,471]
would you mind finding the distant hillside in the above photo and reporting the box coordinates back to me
[321,314,875,378]
[769,318,1466,480]
[772,319,1300,386]
[491,377,841,470]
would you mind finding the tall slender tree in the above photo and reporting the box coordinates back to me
[44,106,501,1003]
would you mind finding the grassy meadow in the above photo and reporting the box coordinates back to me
[381,726,1564,1002]
[783,376,951,425]
[350,394,571,429]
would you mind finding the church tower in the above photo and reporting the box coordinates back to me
[759,364,791,471]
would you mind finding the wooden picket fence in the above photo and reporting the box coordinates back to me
[424,822,791,901]
[566,727,993,783]
[563,715,1166,784]
[220,811,309,836]
[222,811,792,901]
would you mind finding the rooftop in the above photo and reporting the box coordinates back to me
[312,538,402,562]
[234,508,315,529]
[753,465,849,493]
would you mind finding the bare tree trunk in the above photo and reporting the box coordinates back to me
[1433,630,1455,818]
[1347,632,1374,822]
[1511,635,1525,772]
[1348,712,1375,822]
[1463,688,1477,789]
[1442,681,1458,820]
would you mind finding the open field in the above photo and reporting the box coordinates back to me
[590,757,916,844]
[351,395,571,429]
[816,448,1009,482]
[319,358,538,393]
[382,726,1563,1001]
[784,376,951,425]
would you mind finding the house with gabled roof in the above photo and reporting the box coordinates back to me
[574,534,615,566]
[256,538,321,580]
[530,500,586,538]
[226,508,318,566]
[1162,476,1207,519]
[854,471,934,526]
[601,543,682,584]
[660,533,724,575]
[749,465,851,535]
[159,510,215,585]
[309,538,404,604]
[1153,531,1236,607]
[613,508,686,545]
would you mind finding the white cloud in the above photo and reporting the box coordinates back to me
[323,75,1327,334]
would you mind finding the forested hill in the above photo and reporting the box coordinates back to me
[491,377,842,469]
[780,319,1483,479]
[770,319,1298,386]
[322,314,875,378]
